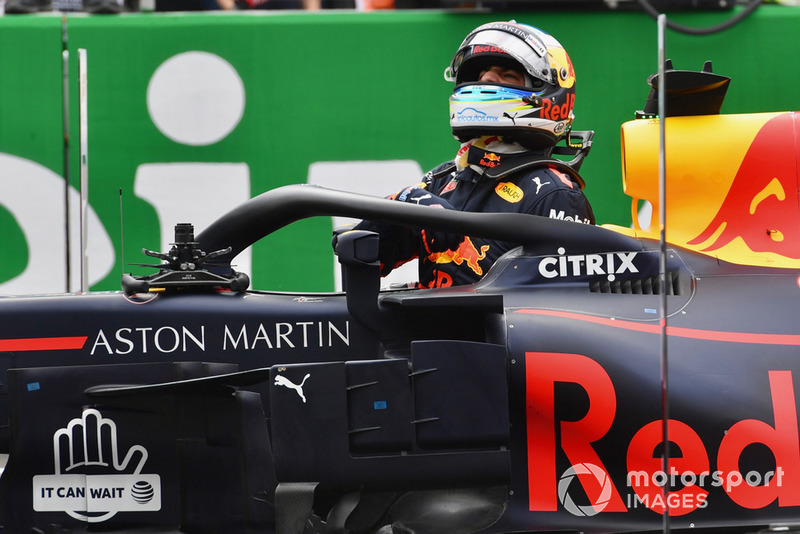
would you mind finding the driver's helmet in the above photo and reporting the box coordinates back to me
[444,21,576,149]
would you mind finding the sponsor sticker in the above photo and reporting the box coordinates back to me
[33,408,161,523]
[527,351,800,517]
[496,182,523,203]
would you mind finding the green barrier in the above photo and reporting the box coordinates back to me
[1,7,799,293]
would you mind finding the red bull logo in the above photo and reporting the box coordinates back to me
[427,237,490,278]
[479,151,501,168]
[619,112,800,269]
[473,45,507,55]
[540,92,574,122]
[688,113,800,259]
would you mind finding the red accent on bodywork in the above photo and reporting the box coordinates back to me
[0,336,88,352]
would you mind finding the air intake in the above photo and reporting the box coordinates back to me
[589,271,681,295]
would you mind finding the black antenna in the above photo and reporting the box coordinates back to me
[119,188,125,277]
[61,15,70,292]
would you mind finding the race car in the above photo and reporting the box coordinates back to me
[1,64,800,534]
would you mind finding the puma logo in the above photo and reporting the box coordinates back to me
[533,177,550,194]
[274,373,311,403]
[410,193,432,204]
[503,112,517,125]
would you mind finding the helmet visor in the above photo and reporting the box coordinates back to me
[446,27,554,86]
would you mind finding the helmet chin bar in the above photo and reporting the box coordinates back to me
[449,83,571,150]
[452,127,562,151]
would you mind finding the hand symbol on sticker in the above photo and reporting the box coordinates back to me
[54,408,148,476]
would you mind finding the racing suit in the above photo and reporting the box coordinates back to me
[355,140,595,288]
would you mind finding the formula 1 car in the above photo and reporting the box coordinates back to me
[1,64,800,534]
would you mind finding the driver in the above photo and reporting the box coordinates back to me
[352,21,595,288]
